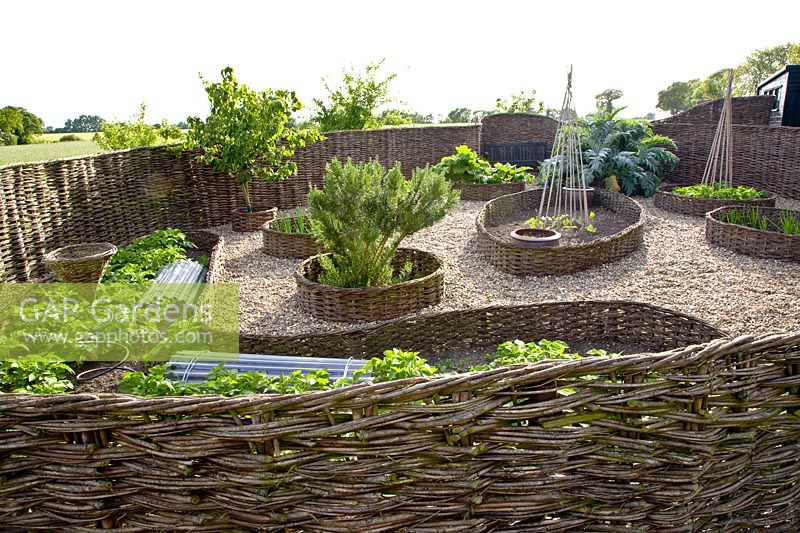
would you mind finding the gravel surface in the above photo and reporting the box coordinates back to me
[211,196,800,338]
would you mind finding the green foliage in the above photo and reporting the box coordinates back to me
[469,339,613,372]
[573,110,678,197]
[184,66,321,211]
[735,42,800,95]
[779,211,800,236]
[308,158,459,288]
[0,106,44,145]
[657,80,699,115]
[595,89,624,114]
[721,207,800,236]
[351,348,437,383]
[102,228,196,283]
[376,109,413,127]
[59,134,81,142]
[272,209,309,234]
[692,69,730,102]
[63,114,104,133]
[528,211,596,234]
[313,60,401,132]
[120,363,332,396]
[0,356,74,393]
[672,184,764,200]
[156,119,183,144]
[496,90,544,114]
[93,103,160,150]
[443,107,477,124]
[434,145,531,184]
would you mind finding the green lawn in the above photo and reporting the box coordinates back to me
[0,141,106,166]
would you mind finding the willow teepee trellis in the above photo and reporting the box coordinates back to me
[538,66,591,227]
[701,69,734,187]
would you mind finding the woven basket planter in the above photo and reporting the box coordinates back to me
[451,181,526,201]
[476,188,644,276]
[654,184,776,217]
[706,206,800,262]
[184,230,225,282]
[262,216,323,259]
[43,242,117,283]
[295,247,444,323]
[231,207,277,232]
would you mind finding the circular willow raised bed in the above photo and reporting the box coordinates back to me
[476,188,644,276]
[451,181,525,201]
[43,242,117,283]
[295,247,444,323]
[706,206,800,262]
[184,229,225,282]
[653,184,776,217]
[262,215,322,259]
[231,207,277,232]
[241,300,724,357]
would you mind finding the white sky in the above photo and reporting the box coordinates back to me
[4,0,799,128]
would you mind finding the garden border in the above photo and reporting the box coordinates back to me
[4,332,800,531]
[653,184,777,217]
[705,206,800,262]
[451,181,526,201]
[476,188,644,276]
[240,300,724,357]
[261,215,321,259]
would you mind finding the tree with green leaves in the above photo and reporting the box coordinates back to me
[735,42,800,95]
[656,80,699,115]
[93,103,160,150]
[496,90,544,114]
[0,106,43,145]
[64,114,105,132]
[184,66,322,213]
[595,89,623,114]
[312,60,402,132]
[443,107,475,123]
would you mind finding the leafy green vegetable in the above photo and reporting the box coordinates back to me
[0,356,74,394]
[672,183,765,200]
[351,348,437,383]
[434,145,532,184]
[102,228,196,283]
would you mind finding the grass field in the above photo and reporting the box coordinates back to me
[0,141,106,166]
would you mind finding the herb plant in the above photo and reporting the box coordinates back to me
[102,228,196,283]
[528,211,597,234]
[672,183,765,200]
[0,356,74,394]
[721,207,800,236]
[351,348,438,383]
[271,209,310,234]
[308,158,459,288]
[184,67,322,213]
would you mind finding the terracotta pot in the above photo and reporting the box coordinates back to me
[231,207,277,232]
[509,228,561,248]
[562,187,595,208]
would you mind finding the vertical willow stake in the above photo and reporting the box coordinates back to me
[539,66,590,227]
[701,69,734,188]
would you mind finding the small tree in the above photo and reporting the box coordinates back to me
[308,159,459,288]
[0,106,43,145]
[64,114,105,132]
[184,67,322,212]
[594,89,623,114]
[312,60,400,132]
[496,90,544,114]
[657,80,699,115]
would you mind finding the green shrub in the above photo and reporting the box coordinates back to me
[308,158,459,288]
[351,348,437,383]
[102,228,196,283]
[59,134,81,142]
[469,339,613,371]
[434,145,532,184]
[672,183,765,200]
[93,103,160,150]
[0,356,74,393]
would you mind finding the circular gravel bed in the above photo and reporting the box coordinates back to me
[211,196,800,338]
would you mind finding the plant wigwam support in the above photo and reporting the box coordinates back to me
[701,69,734,188]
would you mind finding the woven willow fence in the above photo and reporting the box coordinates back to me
[2,333,799,531]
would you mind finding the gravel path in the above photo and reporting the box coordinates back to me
[212,196,800,338]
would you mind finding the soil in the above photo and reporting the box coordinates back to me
[487,206,632,246]
[72,360,147,394]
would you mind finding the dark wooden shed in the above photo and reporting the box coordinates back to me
[757,65,800,127]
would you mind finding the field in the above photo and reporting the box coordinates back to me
[0,140,105,166]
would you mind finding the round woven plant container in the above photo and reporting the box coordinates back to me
[295,247,444,323]
[451,181,525,201]
[476,188,644,276]
[653,185,776,217]
[231,207,277,232]
[706,206,800,262]
[43,243,117,283]
[262,216,322,259]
